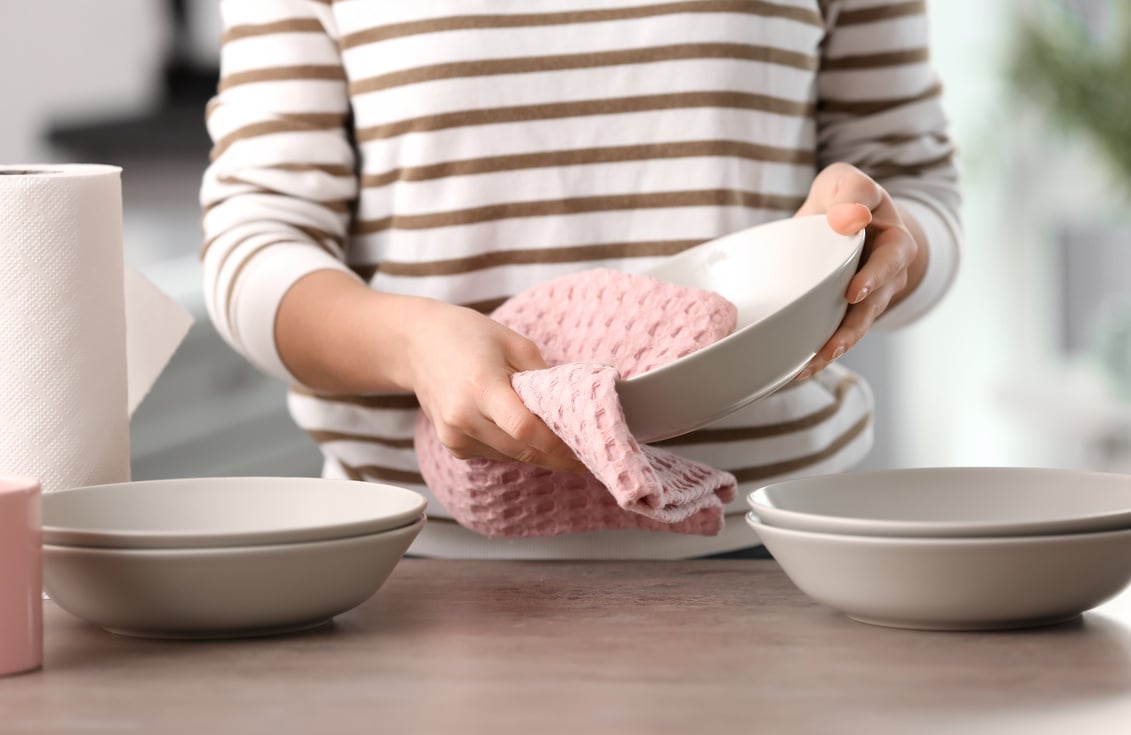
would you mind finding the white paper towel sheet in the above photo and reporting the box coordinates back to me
[0,164,192,493]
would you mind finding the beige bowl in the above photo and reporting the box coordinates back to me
[748,512,1131,631]
[44,518,424,639]
[43,476,426,549]
[618,215,864,442]
[749,467,1131,538]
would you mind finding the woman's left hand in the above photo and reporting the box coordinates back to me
[793,162,923,379]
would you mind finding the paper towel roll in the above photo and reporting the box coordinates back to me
[0,164,155,493]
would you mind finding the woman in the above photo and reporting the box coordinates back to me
[200,0,961,558]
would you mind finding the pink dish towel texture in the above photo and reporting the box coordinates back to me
[414,268,740,538]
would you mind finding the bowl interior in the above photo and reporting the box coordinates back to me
[749,467,1131,532]
[43,476,427,548]
[639,214,863,337]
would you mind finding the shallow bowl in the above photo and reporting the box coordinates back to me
[618,215,864,442]
[44,518,424,638]
[748,467,1131,538]
[43,476,426,549]
[748,512,1131,631]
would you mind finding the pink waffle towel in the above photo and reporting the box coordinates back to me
[415,268,739,537]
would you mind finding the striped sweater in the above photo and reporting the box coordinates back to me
[200,0,961,558]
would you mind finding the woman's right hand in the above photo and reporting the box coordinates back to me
[403,300,584,472]
[276,270,582,472]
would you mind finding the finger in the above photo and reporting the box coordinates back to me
[797,334,846,380]
[504,333,550,372]
[847,222,914,304]
[834,289,895,357]
[478,419,585,472]
[478,381,585,472]
[429,388,581,470]
[816,284,899,366]
[440,419,581,472]
[449,402,580,471]
[443,435,524,465]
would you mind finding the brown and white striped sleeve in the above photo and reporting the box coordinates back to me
[200,0,358,384]
[818,0,962,329]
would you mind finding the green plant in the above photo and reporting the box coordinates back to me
[1010,1,1131,188]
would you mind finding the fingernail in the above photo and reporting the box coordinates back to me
[796,368,812,381]
[853,287,870,304]
[831,345,846,361]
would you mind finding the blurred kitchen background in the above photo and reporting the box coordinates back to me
[2,0,1129,481]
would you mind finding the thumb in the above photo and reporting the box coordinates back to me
[825,202,872,236]
[795,164,881,234]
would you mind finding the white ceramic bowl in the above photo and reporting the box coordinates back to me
[42,476,426,549]
[749,467,1131,538]
[617,215,864,442]
[44,518,424,639]
[747,513,1131,630]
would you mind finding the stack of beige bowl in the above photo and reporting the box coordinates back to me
[42,477,426,639]
[746,467,1131,630]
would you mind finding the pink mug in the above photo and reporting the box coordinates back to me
[0,477,42,676]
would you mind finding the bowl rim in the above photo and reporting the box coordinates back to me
[620,215,865,386]
[42,476,428,549]
[43,515,427,556]
[747,466,1131,538]
[745,509,1131,547]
